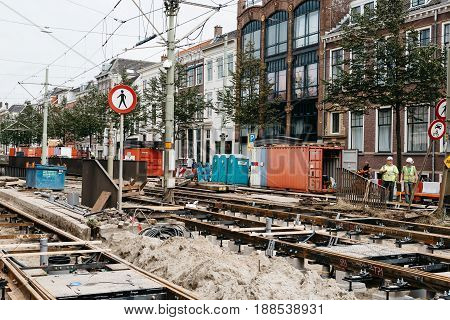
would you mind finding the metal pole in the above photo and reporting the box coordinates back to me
[163,0,179,203]
[118,114,124,212]
[107,120,114,178]
[439,46,450,210]
[41,68,49,165]
[220,34,228,155]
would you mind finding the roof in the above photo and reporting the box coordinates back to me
[8,104,25,114]
[95,58,154,79]
[177,39,212,58]
[202,30,237,51]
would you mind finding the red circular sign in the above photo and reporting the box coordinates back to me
[428,119,446,141]
[108,84,137,114]
[435,98,446,121]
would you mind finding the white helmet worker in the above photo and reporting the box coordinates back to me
[386,156,393,161]
[406,157,414,164]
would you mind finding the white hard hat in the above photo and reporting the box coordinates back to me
[387,156,393,161]
[406,157,414,164]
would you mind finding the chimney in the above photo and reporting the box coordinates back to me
[214,25,223,38]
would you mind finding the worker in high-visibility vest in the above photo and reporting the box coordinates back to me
[379,156,399,202]
[401,157,418,204]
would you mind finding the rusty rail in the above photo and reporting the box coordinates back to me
[336,168,387,209]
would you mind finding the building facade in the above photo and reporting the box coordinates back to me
[237,0,322,144]
[321,0,450,180]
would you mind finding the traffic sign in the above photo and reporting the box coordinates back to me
[445,155,450,169]
[108,84,137,114]
[249,133,256,143]
[435,98,446,120]
[428,119,446,140]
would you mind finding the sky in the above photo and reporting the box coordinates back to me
[0,0,238,106]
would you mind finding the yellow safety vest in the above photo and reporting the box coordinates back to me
[381,164,399,182]
[402,165,417,183]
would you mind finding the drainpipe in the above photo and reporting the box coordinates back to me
[432,9,438,181]
[322,39,327,142]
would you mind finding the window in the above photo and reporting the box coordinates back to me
[205,92,213,118]
[444,23,450,46]
[187,68,194,87]
[196,65,203,85]
[350,112,364,152]
[267,58,287,100]
[217,57,224,78]
[227,54,234,74]
[207,60,213,81]
[351,1,374,22]
[419,28,431,46]
[378,108,392,152]
[293,0,319,49]
[331,112,340,134]
[331,49,344,81]
[242,21,261,58]
[407,106,428,152]
[265,11,288,57]
[293,51,318,98]
[206,129,211,139]
[411,0,426,7]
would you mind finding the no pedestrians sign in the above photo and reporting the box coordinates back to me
[108,84,137,114]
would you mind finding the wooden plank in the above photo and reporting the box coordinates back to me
[0,241,102,251]
[122,204,184,211]
[1,249,109,258]
[0,234,49,240]
[91,191,111,213]
[0,214,18,219]
[0,222,33,227]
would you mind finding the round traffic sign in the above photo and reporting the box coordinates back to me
[428,119,446,140]
[108,84,137,114]
[435,98,446,120]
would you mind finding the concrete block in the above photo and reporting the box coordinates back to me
[206,235,217,245]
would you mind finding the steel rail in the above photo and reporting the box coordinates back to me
[173,215,450,293]
[0,200,198,300]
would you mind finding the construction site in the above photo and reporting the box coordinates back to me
[0,149,449,301]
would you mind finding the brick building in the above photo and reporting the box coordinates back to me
[321,0,450,180]
[237,0,322,144]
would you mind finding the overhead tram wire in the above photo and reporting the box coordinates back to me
[1,0,124,101]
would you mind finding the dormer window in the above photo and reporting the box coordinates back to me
[411,0,426,7]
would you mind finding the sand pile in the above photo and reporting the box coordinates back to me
[106,232,355,300]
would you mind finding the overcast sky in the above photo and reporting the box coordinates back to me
[0,0,237,105]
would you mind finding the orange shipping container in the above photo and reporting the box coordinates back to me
[9,148,15,156]
[125,148,163,177]
[266,146,309,192]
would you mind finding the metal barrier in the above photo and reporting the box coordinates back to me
[336,168,387,209]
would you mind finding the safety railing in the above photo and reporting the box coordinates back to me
[336,168,387,209]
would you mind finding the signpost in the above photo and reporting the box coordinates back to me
[428,119,446,141]
[108,84,137,212]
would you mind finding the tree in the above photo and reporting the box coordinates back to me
[217,42,280,138]
[142,63,211,141]
[70,88,108,149]
[323,0,446,168]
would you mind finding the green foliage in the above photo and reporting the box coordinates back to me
[217,42,280,135]
[0,101,42,146]
[141,63,211,140]
[323,0,446,167]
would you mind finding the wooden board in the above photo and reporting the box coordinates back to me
[122,204,184,212]
[91,191,111,213]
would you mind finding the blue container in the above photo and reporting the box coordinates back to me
[226,155,249,186]
[218,155,229,183]
[197,165,206,182]
[26,164,66,190]
[211,155,220,182]
[204,163,211,182]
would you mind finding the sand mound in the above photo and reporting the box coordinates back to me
[106,232,355,300]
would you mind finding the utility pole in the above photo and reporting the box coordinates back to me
[439,46,450,212]
[107,120,114,178]
[163,0,180,203]
[220,33,228,155]
[41,68,49,165]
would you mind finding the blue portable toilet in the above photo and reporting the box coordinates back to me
[211,155,220,182]
[218,155,229,183]
[26,164,66,190]
[204,163,211,182]
[226,155,249,186]
[260,148,268,187]
[197,165,206,182]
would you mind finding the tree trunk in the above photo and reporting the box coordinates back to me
[395,104,402,171]
[89,134,92,150]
